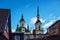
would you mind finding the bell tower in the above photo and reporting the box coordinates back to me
[35,6,43,34]
[20,14,25,27]
[15,14,30,33]
[19,14,25,32]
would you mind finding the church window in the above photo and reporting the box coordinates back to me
[14,35,20,40]
[21,28,25,32]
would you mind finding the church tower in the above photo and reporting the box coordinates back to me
[35,6,43,34]
[16,14,30,33]
[20,14,25,27]
[19,14,25,32]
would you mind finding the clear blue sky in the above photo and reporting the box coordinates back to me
[0,0,60,33]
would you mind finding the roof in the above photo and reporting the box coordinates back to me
[0,9,10,32]
[35,19,42,24]
[20,14,25,22]
[48,20,60,29]
[20,18,25,22]
[43,35,60,40]
[16,27,30,32]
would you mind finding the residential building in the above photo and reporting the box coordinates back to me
[48,20,60,36]
[0,9,11,40]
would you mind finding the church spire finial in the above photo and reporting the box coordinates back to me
[21,14,23,19]
[37,6,40,17]
[37,6,40,20]
[20,14,25,22]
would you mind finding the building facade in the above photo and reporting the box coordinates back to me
[0,9,11,40]
[1,6,60,40]
[15,6,43,34]
[34,6,43,34]
[15,14,30,34]
[48,20,60,36]
[11,33,24,40]
[14,6,44,40]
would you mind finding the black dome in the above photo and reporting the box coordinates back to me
[36,20,41,23]
[20,14,25,22]
[20,18,25,22]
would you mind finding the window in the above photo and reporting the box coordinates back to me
[53,26,58,32]
[36,27,37,30]
[21,28,25,32]
[53,26,57,29]
[14,35,20,40]
[50,26,58,35]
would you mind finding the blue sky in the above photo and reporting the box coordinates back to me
[0,0,60,33]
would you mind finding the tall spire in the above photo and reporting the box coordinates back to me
[37,6,40,20]
[21,14,23,19]
[37,6,39,16]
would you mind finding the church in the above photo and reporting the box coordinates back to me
[15,14,30,34]
[1,5,58,40]
[0,6,60,40]
[15,6,44,34]
[0,6,44,40]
